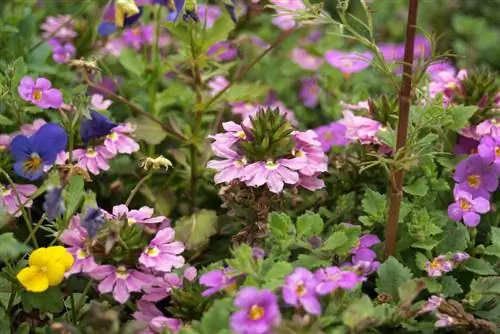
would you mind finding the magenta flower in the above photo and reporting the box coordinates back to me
[207,76,229,96]
[425,255,453,277]
[270,0,305,30]
[413,35,431,59]
[90,265,155,304]
[19,119,47,137]
[198,5,222,28]
[427,61,456,80]
[122,25,153,50]
[0,184,36,217]
[104,123,140,155]
[133,300,181,334]
[41,15,77,41]
[0,134,12,151]
[91,94,113,111]
[244,157,307,193]
[314,267,358,295]
[325,50,373,76]
[478,135,500,167]
[73,146,114,175]
[142,273,182,302]
[101,38,128,56]
[448,187,490,227]
[230,287,281,334]
[292,130,328,177]
[418,295,444,315]
[378,43,404,62]
[18,77,63,109]
[299,77,320,108]
[452,252,470,264]
[59,215,98,276]
[291,48,323,71]
[297,174,325,191]
[313,122,348,152]
[207,41,238,61]
[108,204,166,226]
[282,267,321,315]
[230,102,261,118]
[199,268,238,296]
[455,135,479,156]
[476,119,500,139]
[207,146,248,184]
[49,39,76,64]
[351,234,380,255]
[453,154,498,199]
[139,227,185,272]
[340,110,382,144]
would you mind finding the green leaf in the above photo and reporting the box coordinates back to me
[403,177,428,197]
[0,114,13,126]
[263,262,293,290]
[377,128,396,148]
[164,21,190,44]
[447,105,478,131]
[118,49,146,76]
[12,57,28,88]
[0,305,10,333]
[21,287,64,313]
[224,83,268,102]
[469,277,500,295]
[130,116,167,145]
[463,258,497,276]
[296,211,324,239]
[322,231,348,251]
[341,295,375,330]
[415,252,428,270]
[491,227,500,245]
[361,188,386,222]
[198,298,232,333]
[63,175,84,221]
[175,210,217,251]
[437,223,470,253]
[412,239,440,251]
[441,276,463,297]
[0,233,30,262]
[422,277,442,294]
[294,254,331,269]
[398,279,425,304]
[203,13,235,49]
[376,257,413,300]
[268,212,294,240]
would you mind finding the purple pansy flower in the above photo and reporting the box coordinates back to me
[448,186,490,227]
[230,287,281,334]
[199,268,238,296]
[313,122,349,152]
[139,227,185,272]
[18,77,63,109]
[282,267,321,315]
[314,266,358,295]
[453,154,498,199]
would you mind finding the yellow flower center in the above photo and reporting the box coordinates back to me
[237,131,246,139]
[32,89,43,101]
[322,132,334,141]
[235,157,247,167]
[107,132,119,141]
[86,148,98,158]
[467,174,481,188]
[132,27,141,36]
[248,305,265,321]
[296,281,306,296]
[116,266,129,279]
[24,153,43,172]
[459,199,471,211]
[265,160,278,170]
[429,260,440,269]
[76,248,89,259]
[127,218,136,226]
[341,59,353,68]
[495,147,500,158]
[224,281,237,293]
[293,149,305,158]
[146,246,159,257]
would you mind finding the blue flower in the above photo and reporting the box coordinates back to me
[166,0,187,22]
[10,123,68,181]
[81,207,105,238]
[98,0,144,36]
[80,111,117,145]
[43,187,65,221]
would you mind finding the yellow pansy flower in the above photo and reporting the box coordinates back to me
[115,0,140,28]
[17,246,74,293]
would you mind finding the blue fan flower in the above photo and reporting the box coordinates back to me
[81,207,106,238]
[43,187,65,221]
[80,111,117,145]
[10,123,68,181]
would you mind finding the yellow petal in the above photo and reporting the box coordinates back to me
[29,248,50,268]
[47,246,75,270]
[115,6,125,28]
[17,267,49,293]
[45,261,66,286]
[116,0,139,15]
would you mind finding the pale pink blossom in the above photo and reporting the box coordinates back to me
[73,146,114,175]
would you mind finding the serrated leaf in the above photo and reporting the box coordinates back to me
[448,105,478,131]
[175,210,217,251]
[263,262,293,290]
[415,252,428,270]
[322,231,348,251]
[469,277,500,295]
[441,276,463,297]
[294,254,330,269]
[0,233,30,262]
[491,227,500,246]
[296,211,324,239]
[0,114,13,126]
[463,258,497,276]
[130,116,167,145]
[118,49,146,76]
[412,239,440,251]
[268,212,294,240]
[341,295,375,330]
[225,83,268,102]
[63,175,84,220]
[437,223,470,253]
[362,188,386,217]
[376,257,413,300]
[403,177,428,197]
[422,277,442,293]
[198,298,232,332]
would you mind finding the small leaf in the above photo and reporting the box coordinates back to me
[296,211,324,239]
[441,276,463,297]
[263,262,293,290]
[322,232,348,251]
[437,223,470,253]
[175,210,217,251]
[448,105,478,131]
[198,298,232,332]
[0,114,13,126]
[422,277,442,293]
[463,258,497,276]
[118,49,146,76]
[203,13,235,49]
[130,116,167,145]
[341,295,375,330]
[469,277,500,295]
[268,212,294,240]
[376,257,413,300]
[0,233,30,262]
[490,227,500,246]
[294,254,331,269]
[64,175,84,220]
[403,177,428,197]
[362,188,386,218]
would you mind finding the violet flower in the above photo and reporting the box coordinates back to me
[282,267,321,315]
[198,4,221,28]
[142,273,182,302]
[313,122,349,152]
[207,76,229,96]
[133,300,182,334]
[418,295,444,315]
[425,255,453,277]
[435,313,454,328]
[339,110,382,145]
[41,15,77,41]
[230,287,281,334]
[104,123,140,155]
[378,43,404,62]
[139,227,185,272]
[324,50,373,77]
[49,39,76,64]
[18,77,63,109]
[448,186,490,227]
[108,204,167,225]
[207,41,238,61]
[270,0,305,30]
[199,268,238,296]
[476,119,500,139]
[453,154,498,199]
[478,135,500,167]
[314,266,358,295]
[72,146,115,175]
[299,77,320,108]
[291,48,323,71]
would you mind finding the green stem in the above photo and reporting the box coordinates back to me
[75,279,93,322]
[70,291,77,323]
[0,168,38,248]
[23,214,46,244]
[125,171,154,207]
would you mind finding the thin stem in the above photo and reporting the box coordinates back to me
[384,0,419,259]
[75,279,93,322]
[0,168,38,248]
[125,171,154,207]
[24,214,46,244]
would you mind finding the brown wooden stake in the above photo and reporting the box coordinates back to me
[384,0,419,258]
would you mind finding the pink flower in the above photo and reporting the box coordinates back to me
[207,146,248,184]
[230,102,261,118]
[1,184,37,217]
[18,77,63,109]
[0,134,12,151]
[339,110,382,144]
[59,215,98,276]
[73,146,114,175]
[207,76,229,96]
[20,119,47,137]
[183,266,197,281]
[133,300,181,334]
[139,227,185,272]
[91,94,113,111]
[292,130,328,177]
[291,48,323,71]
[325,50,373,75]
[142,273,182,302]
[49,39,76,64]
[270,0,305,30]
[425,255,453,277]
[90,265,156,304]
[244,157,307,193]
[41,15,77,41]
[104,123,140,155]
[101,38,127,56]
[198,5,222,29]
[340,100,370,111]
[108,204,166,225]
[476,119,500,139]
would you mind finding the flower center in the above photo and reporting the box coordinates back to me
[293,149,305,158]
[323,132,334,141]
[86,148,98,158]
[459,199,471,211]
[107,132,119,142]
[146,246,159,257]
[341,59,353,68]
[467,174,481,188]
[296,281,307,296]
[76,248,89,259]
[429,260,440,269]
[127,218,137,226]
[1,187,11,196]
[32,89,43,101]
[248,305,265,321]
[236,131,246,140]
[116,266,129,279]
[132,27,141,36]
[23,153,43,172]
[235,157,247,167]
[495,146,500,158]
[265,160,278,170]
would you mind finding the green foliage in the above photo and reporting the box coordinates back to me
[376,257,414,300]
[262,262,293,290]
[0,233,30,262]
[175,210,218,251]
[296,211,324,239]
[21,287,64,313]
[359,188,387,226]
[63,175,84,221]
[463,258,497,276]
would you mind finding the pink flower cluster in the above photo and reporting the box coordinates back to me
[230,100,297,126]
[41,15,77,64]
[426,64,468,107]
[424,252,469,277]
[207,119,327,193]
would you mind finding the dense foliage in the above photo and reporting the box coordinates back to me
[0,0,499,333]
